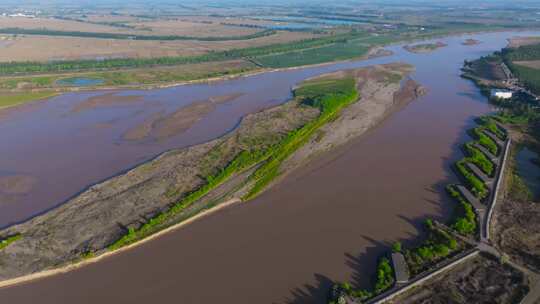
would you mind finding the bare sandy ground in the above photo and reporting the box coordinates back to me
[463,38,481,46]
[0,175,36,195]
[0,16,260,37]
[123,93,243,141]
[388,253,529,304]
[508,36,540,48]
[514,60,540,70]
[71,93,144,113]
[0,31,316,62]
[0,63,422,290]
[0,198,242,290]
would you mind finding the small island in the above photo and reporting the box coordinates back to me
[462,38,481,46]
[0,63,425,284]
[404,41,447,53]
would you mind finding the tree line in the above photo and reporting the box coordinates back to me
[0,31,363,75]
[0,27,276,41]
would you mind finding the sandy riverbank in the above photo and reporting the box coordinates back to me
[0,63,423,287]
[0,198,242,289]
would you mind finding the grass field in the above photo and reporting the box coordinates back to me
[0,91,58,109]
[0,59,256,89]
[226,33,399,70]
[255,39,370,68]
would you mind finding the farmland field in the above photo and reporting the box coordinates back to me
[256,39,370,68]
[0,31,317,62]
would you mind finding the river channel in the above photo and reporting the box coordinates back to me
[0,31,538,303]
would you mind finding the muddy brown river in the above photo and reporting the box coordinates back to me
[0,31,538,303]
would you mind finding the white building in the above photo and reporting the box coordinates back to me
[491,89,513,100]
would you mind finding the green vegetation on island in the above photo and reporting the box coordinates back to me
[109,76,359,250]
[0,234,22,250]
[245,77,358,199]
[0,91,58,109]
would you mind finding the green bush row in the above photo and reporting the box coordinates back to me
[0,234,22,250]
[244,77,359,199]
[404,223,460,275]
[471,127,499,155]
[108,76,360,250]
[477,116,506,140]
[0,31,365,75]
[446,185,477,235]
[335,256,394,302]
[463,142,494,176]
[0,27,276,41]
[108,149,269,250]
[455,160,489,199]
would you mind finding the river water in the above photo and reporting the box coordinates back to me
[0,31,538,303]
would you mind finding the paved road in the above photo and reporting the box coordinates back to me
[522,278,540,304]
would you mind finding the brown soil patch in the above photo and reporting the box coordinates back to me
[466,59,507,81]
[497,203,540,272]
[0,31,316,62]
[514,60,540,70]
[0,175,36,195]
[123,93,243,141]
[462,39,481,46]
[0,16,261,38]
[0,16,130,34]
[508,36,540,48]
[389,253,529,304]
[128,19,260,37]
[71,93,144,113]
[494,139,540,272]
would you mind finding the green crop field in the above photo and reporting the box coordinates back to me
[0,91,58,109]
[255,40,370,68]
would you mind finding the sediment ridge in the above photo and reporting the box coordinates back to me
[0,62,424,284]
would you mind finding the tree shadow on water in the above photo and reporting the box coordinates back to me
[283,237,390,304]
[345,236,390,290]
[283,273,333,304]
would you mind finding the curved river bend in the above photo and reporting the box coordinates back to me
[0,31,537,303]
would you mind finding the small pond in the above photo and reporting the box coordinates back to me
[516,146,540,199]
[56,77,104,87]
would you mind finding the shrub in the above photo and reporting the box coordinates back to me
[0,234,22,250]
[392,242,402,253]
[463,142,494,176]
[425,219,434,230]
[446,185,477,235]
[472,128,499,155]
[455,160,488,198]
[245,77,359,199]
[374,257,394,294]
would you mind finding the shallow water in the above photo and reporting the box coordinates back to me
[516,146,540,199]
[0,30,539,304]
